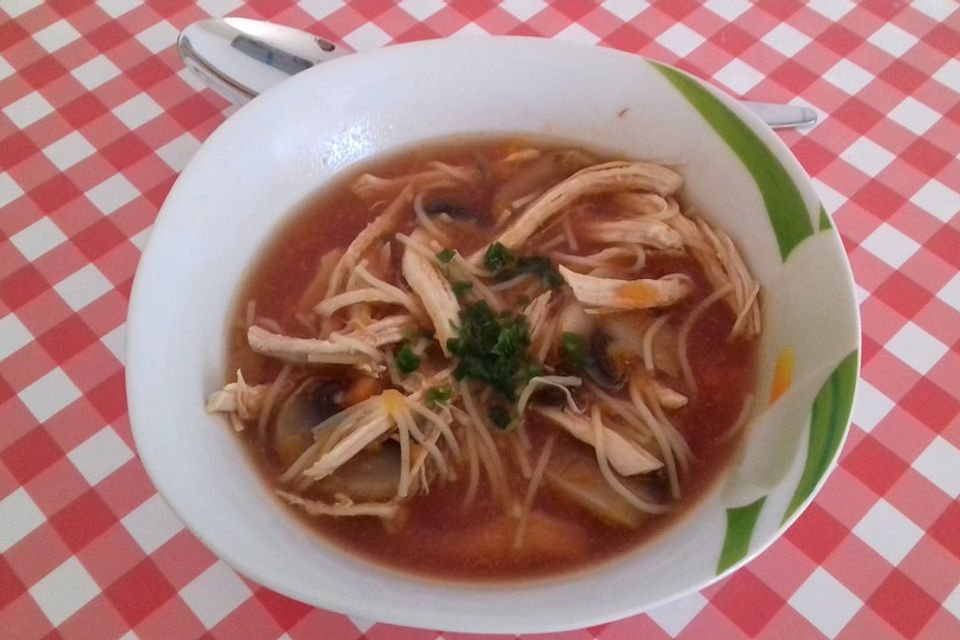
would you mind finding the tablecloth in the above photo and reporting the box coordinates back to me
[1,1,958,638]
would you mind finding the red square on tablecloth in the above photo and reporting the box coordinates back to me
[868,569,940,637]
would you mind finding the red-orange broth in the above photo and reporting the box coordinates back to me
[226,138,758,581]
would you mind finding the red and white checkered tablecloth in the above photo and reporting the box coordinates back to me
[1,1,958,638]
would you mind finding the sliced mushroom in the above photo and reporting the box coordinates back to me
[310,442,404,503]
[587,332,625,391]
[273,378,345,465]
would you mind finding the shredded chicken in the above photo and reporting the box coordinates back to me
[326,187,412,297]
[205,370,269,427]
[558,265,692,313]
[401,229,460,355]
[473,161,683,261]
[276,489,399,519]
[666,214,761,338]
[586,219,683,251]
[247,316,415,375]
[534,406,662,475]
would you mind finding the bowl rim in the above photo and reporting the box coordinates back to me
[127,35,861,633]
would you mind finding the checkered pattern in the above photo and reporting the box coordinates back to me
[1,1,958,638]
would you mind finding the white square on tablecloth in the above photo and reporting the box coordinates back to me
[601,0,648,21]
[946,583,960,621]
[761,23,812,57]
[156,133,201,171]
[867,22,918,57]
[704,0,750,21]
[0,172,24,208]
[112,93,163,130]
[914,0,957,21]
[86,174,139,215]
[43,131,97,171]
[656,23,705,57]
[913,437,960,499]
[789,567,862,638]
[450,23,489,38]
[30,557,100,626]
[938,273,960,313]
[854,283,870,306]
[100,323,126,363]
[136,20,179,54]
[3,91,54,129]
[499,0,547,21]
[861,223,919,269]
[197,0,243,17]
[398,0,445,21]
[713,59,765,96]
[97,0,140,18]
[341,22,392,51]
[180,561,252,629]
[933,59,960,94]
[0,487,46,552]
[67,426,134,487]
[808,0,855,21]
[555,23,600,46]
[33,19,81,53]
[823,59,873,95]
[647,591,708,636]
[813,178,846,215]
[851,379,894,433]
[853,499,925,566]
[910,178,958,223]
[299,0,346,20]
[54,263,113,312]
[840,137,895,177]
[19,368,82,423]
[121,494,184,554]
[71,54,122,90]
[0,313,33,362]
[889,96,941,136]
[885,321,948,375]
[10,217,67,261]
[348,616,376,633]
[0,54,15,81]
[3,0,43,19]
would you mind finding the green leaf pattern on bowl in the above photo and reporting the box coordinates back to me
[652,61,860,575]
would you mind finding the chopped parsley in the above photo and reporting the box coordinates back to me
[395,343,421,374]
[446,301,540,401]
[482,242,562,289]
[488,405,511,430]
[451,280,473,298]
[483,242,514,272]
[426,386,453,406]
[436,248,456,263]
[560,332,592,372]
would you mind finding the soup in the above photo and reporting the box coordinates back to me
[206,138,760,580]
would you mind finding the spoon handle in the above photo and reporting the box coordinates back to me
[179,18,817,129]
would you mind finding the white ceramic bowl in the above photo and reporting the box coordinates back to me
[127,37,860,633]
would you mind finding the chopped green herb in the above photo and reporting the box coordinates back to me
[560,332,592,371]
[452,281,474,298]
[489,405,511,430]
[436,248,456,263]
[512,255,563,289]
[484,242,562,289]
[483,242,515,273]
[426,386,453,406]
[447,301,539,401]
[395,343,421,374]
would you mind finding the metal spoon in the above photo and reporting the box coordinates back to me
[178,17,817,129]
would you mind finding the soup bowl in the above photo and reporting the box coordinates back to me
[127,37,860,633]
